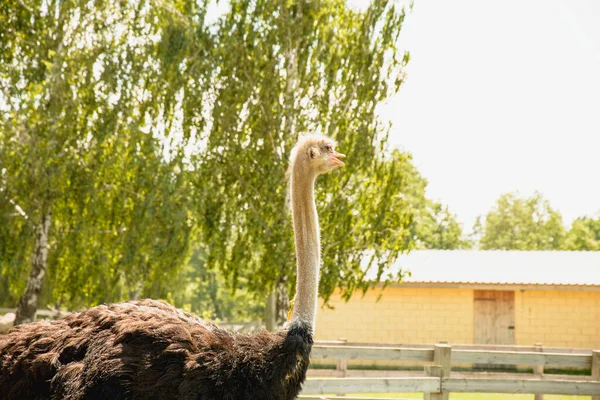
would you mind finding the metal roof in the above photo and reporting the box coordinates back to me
[369,250,600,286]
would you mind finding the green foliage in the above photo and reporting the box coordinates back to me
[416,203,471,250]
[0,0,431,319]
[475,192,565,250]
[193,0,414,304]
[394,151,469,250]
[562,216,600,251]
[0,0,197,308]
[167,248,264,322]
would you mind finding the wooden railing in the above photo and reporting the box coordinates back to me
[300,343,600,399]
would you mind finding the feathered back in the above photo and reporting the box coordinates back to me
[0,299,313,400]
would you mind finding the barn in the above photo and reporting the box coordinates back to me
[315,250,600,350]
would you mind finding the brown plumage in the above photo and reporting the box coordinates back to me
[0,299,312,400]
[0,135,345,400]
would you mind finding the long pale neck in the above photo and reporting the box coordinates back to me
[290,164,320,330]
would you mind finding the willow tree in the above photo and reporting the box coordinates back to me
[2,0,419,326]
[0,0,199,322]
[189,0,414,323]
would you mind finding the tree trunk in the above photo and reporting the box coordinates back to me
[14,212,52,325]
[275,280,290,326]
[264,290,277,331]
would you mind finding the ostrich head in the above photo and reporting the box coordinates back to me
[291,134,346,176]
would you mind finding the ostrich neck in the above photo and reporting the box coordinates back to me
[290,165,320,330]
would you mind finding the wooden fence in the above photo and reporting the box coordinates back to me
[300,342,600,399]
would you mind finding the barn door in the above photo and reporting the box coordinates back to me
[474,290,515,369]
[474,290,515,345]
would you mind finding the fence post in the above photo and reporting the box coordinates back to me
[534,343,544,400]
[424,365,443,400]
[335,338,347,377]
[434,343,451,400]
[335,358,348,377]
[592,350,600,400]
[424,343,451,400]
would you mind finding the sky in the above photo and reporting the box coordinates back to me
[372,0,600,232]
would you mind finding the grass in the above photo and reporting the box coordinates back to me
[334,395,591,400]
[447,396,590,400]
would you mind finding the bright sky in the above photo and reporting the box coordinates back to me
[375,0,600,232]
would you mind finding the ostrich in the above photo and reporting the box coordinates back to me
[0,135,346,400]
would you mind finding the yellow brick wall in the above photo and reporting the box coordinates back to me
[315,287,474,344]
[315,287,600,350]
[515,289,600,349]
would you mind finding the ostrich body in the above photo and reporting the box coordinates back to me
[0,135,345,400]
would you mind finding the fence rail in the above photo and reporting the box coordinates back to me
[301,342,600,399]
[311,345,592,368]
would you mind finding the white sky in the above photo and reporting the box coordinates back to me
[373,0,600,232]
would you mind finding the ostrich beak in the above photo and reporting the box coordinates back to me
[329,151,346,167]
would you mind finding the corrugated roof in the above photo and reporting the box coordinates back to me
[368,250,600,286]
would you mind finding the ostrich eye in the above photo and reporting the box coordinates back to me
[324,144,332,152]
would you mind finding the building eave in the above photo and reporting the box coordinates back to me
[386,282,600,292]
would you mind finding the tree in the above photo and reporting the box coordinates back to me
[190,0,413,320]
[417,203,470,250]
[562,216,600,251]
[167,248,265,323]
[475,192,565,250]
[386,150,468,250]
[1,0,422,327]
[0,0,197,322]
